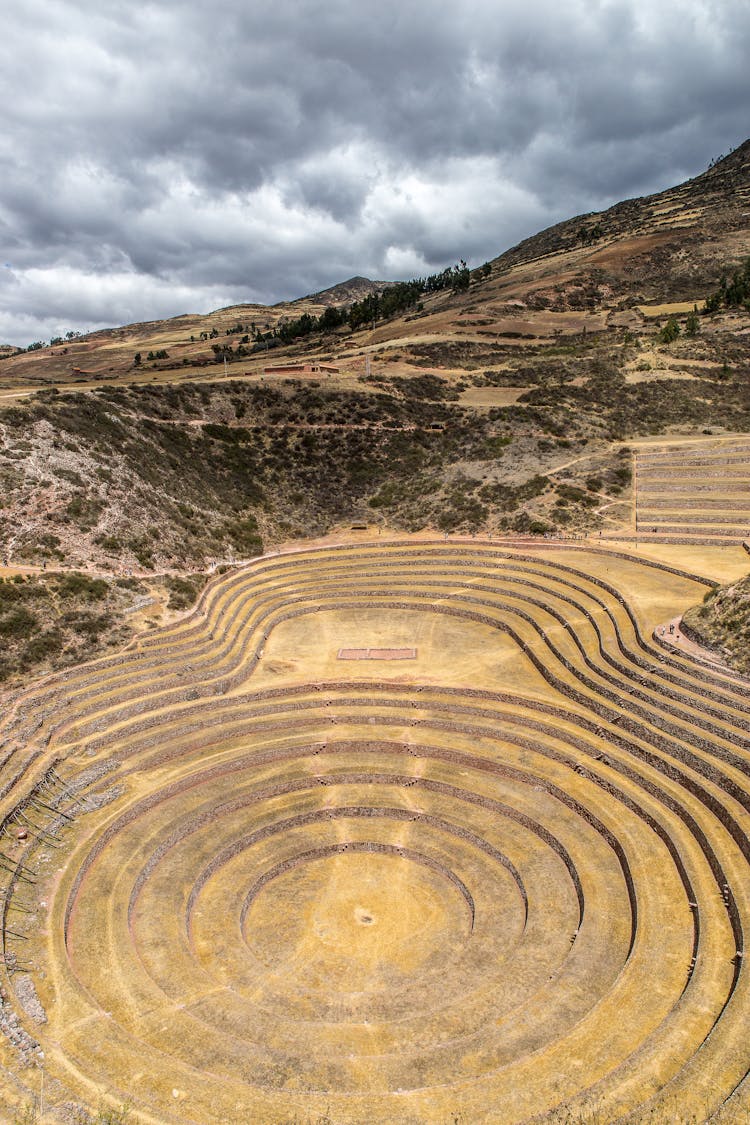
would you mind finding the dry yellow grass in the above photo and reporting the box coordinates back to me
[458,385,530,409]
[637,301,703,317]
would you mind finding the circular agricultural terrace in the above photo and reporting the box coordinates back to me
[1,540,750,1123]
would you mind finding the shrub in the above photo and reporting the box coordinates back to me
[0,607,37,636]
[38,532,61,550]
[659,317,681,344]
[23,629,64,663]
[165,575,205,610]
[685,308,700,336]
[55,574,108,600]
[62,610,110,638]
[96,535,123,552]
[223,516,263,554]
[0,580,23,605]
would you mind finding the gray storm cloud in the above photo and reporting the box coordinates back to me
[0,0,748,344]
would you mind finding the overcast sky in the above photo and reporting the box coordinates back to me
[0,0,748,346]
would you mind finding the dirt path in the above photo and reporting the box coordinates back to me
[655,613,746,679]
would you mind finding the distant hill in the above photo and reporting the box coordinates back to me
[303,276,393,306]
[1,141,749,390]
[488,138,750,301]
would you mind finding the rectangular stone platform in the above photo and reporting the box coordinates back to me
[337,647,417,660]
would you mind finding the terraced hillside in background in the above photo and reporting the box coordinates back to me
[2,142,749,395]
[0,538,749,1123]
[633,438,750,546]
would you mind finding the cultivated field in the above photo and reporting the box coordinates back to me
[0,537,749,1123]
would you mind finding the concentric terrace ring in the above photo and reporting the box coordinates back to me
[1,539,749,1123]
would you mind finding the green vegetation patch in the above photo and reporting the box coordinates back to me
[164,573,209,611]
[0,572,143,685]
[683,575,750,676]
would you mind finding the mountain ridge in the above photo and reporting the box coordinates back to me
[1,140,749,385]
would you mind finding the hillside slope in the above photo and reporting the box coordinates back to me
[0,142,748,689]
[490,138,750,294]
[1,142,749,393]
[683,572,750,675]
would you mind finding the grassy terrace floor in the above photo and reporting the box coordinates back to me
[0,538,749,1123]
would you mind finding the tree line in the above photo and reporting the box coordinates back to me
[704,257,750,313]
[251,261,474,350]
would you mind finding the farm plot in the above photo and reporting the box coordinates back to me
[0,540,749,1123]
